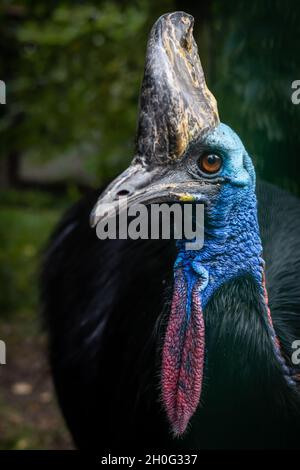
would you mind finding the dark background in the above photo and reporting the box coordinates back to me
[0,0,299,449]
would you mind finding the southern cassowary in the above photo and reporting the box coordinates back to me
[41,12,300,449]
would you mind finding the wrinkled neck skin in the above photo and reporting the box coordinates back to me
[161,131,296,437]
[175,184,264,310]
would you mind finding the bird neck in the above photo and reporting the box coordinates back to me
[162,185,296,436]
[175,185,264,307]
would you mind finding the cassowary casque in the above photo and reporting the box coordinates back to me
[41,12,300,449]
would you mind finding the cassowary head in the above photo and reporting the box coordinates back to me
[91,12,294,436]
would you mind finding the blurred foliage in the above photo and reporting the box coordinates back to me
[0,202,60,315]
[0,311,73,449]
[211,0,300,193]
[0,188,76,210]
[1,0,299,188]
[1,0,174,183]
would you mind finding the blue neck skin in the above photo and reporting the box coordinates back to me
[175,185,264,312]
[174,123,264,313]
[172,123,295,387]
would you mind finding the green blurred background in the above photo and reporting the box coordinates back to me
[0,0,299,449]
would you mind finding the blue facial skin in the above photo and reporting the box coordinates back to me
[174,122,295,386]
[175,122,264,310]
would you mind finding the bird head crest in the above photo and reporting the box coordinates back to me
[136,11,219,164]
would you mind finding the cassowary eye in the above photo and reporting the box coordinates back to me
[199,153,222,175]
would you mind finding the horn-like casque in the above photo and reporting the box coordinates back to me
[136,11,219,164]
[90,11,219,228]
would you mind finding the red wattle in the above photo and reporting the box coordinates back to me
[262,270,280,349]
[161,270,205,435]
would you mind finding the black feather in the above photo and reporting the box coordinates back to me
[40,181,300,449]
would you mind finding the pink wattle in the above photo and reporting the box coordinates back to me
[161,271,205,436]
[262,270,281,351]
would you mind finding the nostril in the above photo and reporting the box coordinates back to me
[116,188,131,198]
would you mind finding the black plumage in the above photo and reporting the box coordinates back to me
[41,180,300,449]
[40,12,300,450]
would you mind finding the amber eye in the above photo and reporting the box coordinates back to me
[199,153,222,175]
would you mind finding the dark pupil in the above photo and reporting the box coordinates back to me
[207,155,217,165]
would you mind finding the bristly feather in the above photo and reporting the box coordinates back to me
[41,180,300,449]
[189,274,300,449]
[159,124,297,435]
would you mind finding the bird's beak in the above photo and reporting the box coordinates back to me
[90,11,219,228]
[90,161,215,227]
